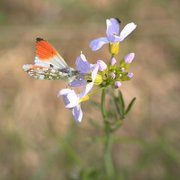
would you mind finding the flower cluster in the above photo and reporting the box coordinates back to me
[59,18,136,122]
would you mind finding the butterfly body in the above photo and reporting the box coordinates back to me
[23,37,78,81]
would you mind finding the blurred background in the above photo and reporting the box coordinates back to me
[0,0,179,179]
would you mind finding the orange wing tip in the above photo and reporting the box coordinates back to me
[36,38,59,60]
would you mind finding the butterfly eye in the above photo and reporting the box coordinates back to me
[50,64,54,68]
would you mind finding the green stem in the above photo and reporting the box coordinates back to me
[101,89,115,178]
[101,89,107,120]
[104,124,115,179]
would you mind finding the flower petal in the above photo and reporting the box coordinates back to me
[58,88,74,96]
[119,22,137,41]
[90,37,108,51]
[59,89,79,108]
[76,54,91,74]
[69,77,86,87]
[80,82,93,98]
[106,18,120,41]
[90,64,99,82]
[72,105,83,122]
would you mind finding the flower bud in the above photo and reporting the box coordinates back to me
[127,72,134,78]
[115,81,122,88]
[110,57,117,65]
[124,53,135,64]
[110,72,116,79]
[97,60,107,71]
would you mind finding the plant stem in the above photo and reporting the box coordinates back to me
[101,89,115,178]
[101,89,107,119]
[104,123,115,179]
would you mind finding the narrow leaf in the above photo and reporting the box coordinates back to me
[118,90,125,111]
[125,97,136,115]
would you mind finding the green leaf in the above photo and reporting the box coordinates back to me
[125,97,136,115]
[118,90,125,111]
[113,91,125,119]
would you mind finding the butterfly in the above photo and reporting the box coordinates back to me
[23,37,78,81]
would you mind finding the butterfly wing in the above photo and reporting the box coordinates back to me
[23,38,77,80]
[35,37,68,69]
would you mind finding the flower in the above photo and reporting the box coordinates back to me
[58,89,83,122]
[60,53,103,122]
[69,53,102,87]
[90,18,137,51]
[59,76,96,122]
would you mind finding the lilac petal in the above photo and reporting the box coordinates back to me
[90,64,99,82]
[80,82,93,98]
[124,53,135,64]
[58,88,74,96]
[107,34,121,42]
[76,54,90,74]
[119,22,137,41]
[59,89,79,108]
[106,18,120,41]
[69,78,86,87]
[90,37,109,51]
[97,60,107,71]
[72,105,83,122]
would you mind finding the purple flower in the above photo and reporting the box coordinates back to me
[60,54,100,122]
[90,18,137,51]
[69,53,99,87]
[58,89,82,122]
[124,53,135,64]
[59,83,94,122]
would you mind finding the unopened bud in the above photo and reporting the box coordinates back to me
[115,81,122,88]
[110,57,117,65]
[124,53,135,64]
[97,60,107,71]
